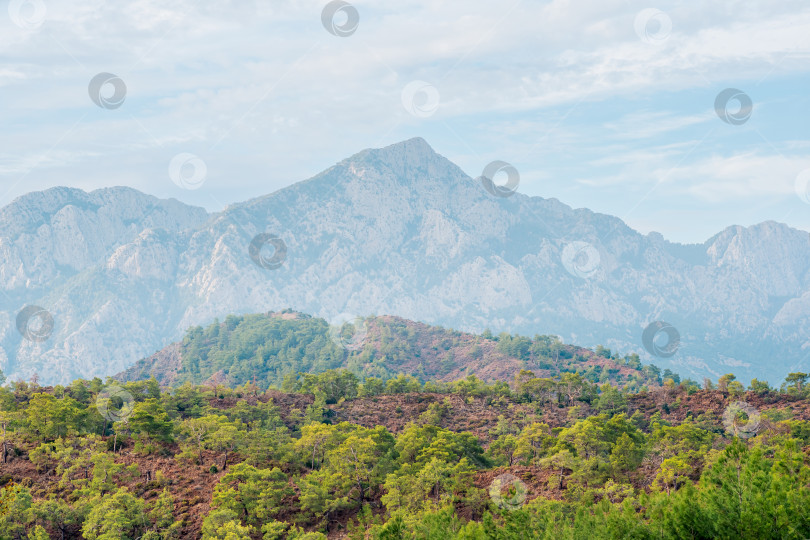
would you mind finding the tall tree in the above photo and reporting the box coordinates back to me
[211,463,291,527]
[783,372,809,395]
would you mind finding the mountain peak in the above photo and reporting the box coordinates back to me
[342,137,465,183]
[357,137,439,163]
[380,137,434,154]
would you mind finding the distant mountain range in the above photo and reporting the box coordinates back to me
[2,137,809,384]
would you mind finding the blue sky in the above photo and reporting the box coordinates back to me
[1,0,809,243]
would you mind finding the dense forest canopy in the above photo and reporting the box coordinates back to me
[1,363,809,539]
[119,312,676,394]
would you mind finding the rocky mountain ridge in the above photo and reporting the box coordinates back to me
[1,138,809,384]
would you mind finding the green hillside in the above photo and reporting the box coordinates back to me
[118,311,673,393]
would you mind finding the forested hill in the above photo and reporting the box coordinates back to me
[116,311,673,391]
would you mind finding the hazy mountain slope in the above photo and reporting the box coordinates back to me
[1,138,809,384]
[0,187,209,381]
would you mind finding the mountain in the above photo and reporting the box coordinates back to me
[1,138,809,384]
[116,311,667,391]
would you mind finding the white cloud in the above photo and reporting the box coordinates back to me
[672,152,808,201]
[603,111,710,140]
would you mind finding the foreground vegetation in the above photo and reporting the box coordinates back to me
[0,365,809,539]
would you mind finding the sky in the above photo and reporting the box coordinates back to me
[1,0,810,244]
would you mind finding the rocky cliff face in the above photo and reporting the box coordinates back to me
[1,138,808,384]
